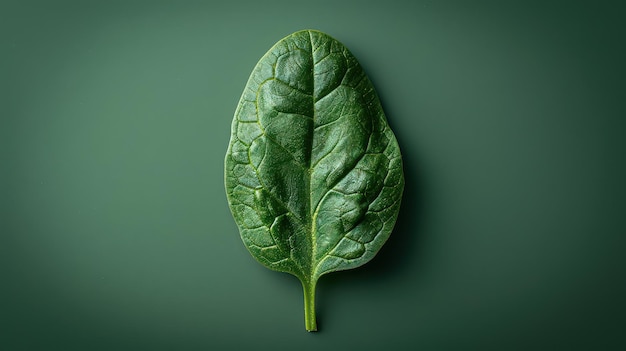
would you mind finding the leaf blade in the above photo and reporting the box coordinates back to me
[225,29,404,329]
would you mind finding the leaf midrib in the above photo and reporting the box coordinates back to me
[307,30,318,281]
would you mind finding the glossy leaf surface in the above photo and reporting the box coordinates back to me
[224,30,404,331]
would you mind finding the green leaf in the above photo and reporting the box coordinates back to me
[224,29,404,331]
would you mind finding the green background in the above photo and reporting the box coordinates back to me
[2,0,625,350]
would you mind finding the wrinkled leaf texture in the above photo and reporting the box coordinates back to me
[225,30,404,330]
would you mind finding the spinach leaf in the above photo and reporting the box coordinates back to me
[225,30,404,331]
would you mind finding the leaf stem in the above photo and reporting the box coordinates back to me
[302,278,317,332]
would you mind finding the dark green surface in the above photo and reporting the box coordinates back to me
[2,0,625,350]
